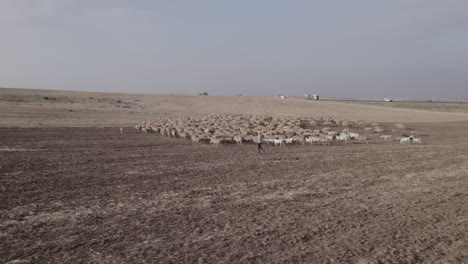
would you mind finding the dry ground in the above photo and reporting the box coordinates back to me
[2,88,468,127]
[1,123,467,263]
[336,100,468,114]
[1,88,468,263]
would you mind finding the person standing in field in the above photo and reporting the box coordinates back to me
[257,131,265,153]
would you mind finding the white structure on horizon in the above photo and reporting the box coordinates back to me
[384,98,393,102]
[305,94,319,100]
[276,94,288,99]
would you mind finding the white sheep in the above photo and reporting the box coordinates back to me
[305,136,321,144]
[373,127,384,133]
[273,139,285,146]
[210,137,222,146]
[400,137,411,144]
[395,123,406,130]
[233,135,244,144]
[135,114,404,149]
[319,137,332,145]
[349,132,360,140]
[284,137,296,144]
[380,135,392,141]
[335,133,350,143]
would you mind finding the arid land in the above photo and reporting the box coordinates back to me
[2,88,468,127]
[1,88,467,263]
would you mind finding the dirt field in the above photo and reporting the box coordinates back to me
[1,88,468,263]
[2,88,468,127]
[336,100,468,114]
[1,122,467,263]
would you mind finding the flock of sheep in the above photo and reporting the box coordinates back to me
[132,114,422,146]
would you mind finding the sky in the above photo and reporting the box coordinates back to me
[1,0,468,99]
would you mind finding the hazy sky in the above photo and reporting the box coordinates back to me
[1,0,468,99]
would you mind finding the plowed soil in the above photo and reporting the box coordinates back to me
[1,123,467,263]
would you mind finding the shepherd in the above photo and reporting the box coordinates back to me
[257,131,265,153]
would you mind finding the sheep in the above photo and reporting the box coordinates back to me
[272,139,285,146]
[191,135,211,144]
[150,126,161,134]
[380,135,392,141]
[284,137,296,144]
[395,123,406,130]
[120,127,124,134]
[357,136,368,144]
[319,137,331,145]
[305,136,321,144]
[335,133,350,143]
[180,131,191,140]
[135,114,400,148]
[356,121,367,127]
[220,136,235,144]
[322,121,333,127]
[210,137,222,146]
[412,138,422,144]
[175,127,185,134]
[400,137,412,144]
[170,129,179,138]
[373,127,384,133]
[349,132,360,140]
[309,136,322,144]
[233,135,245,144]
[294,135,307,145]
[242,135,255,144]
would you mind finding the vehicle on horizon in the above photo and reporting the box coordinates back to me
[305,94,319,100]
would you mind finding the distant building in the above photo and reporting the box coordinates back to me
[276,95,288,99]
[305,94,319,100]
[384,98,393,102]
